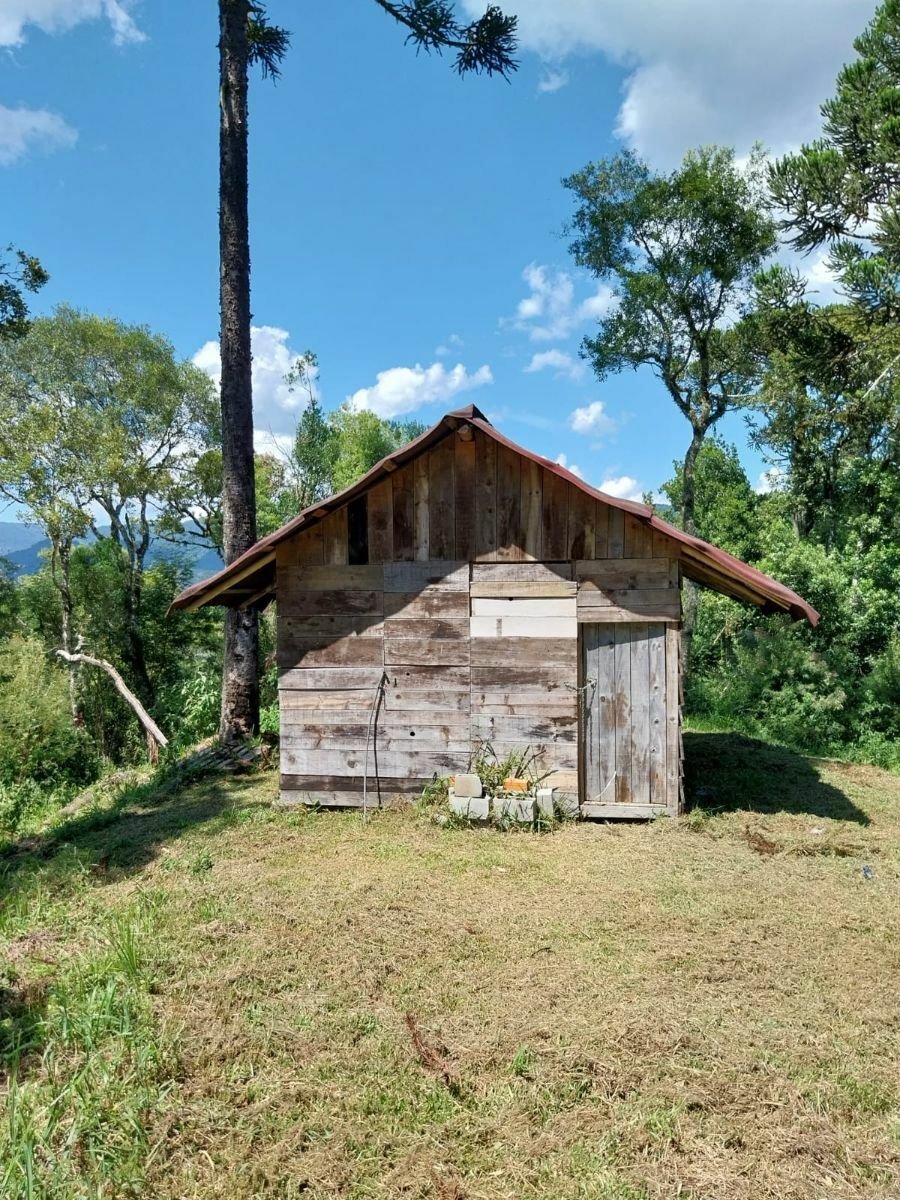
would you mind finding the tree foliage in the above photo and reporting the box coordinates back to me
[565,146,776,537]
[770,0,900,317]
[0,245,48,340]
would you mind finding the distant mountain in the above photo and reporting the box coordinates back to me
[0,521,222,582]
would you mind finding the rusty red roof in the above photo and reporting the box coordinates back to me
[169,404,818,625]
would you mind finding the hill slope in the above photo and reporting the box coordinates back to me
[2,734,899,1199]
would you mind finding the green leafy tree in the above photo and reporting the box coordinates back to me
[660,438,760,562]
[769,0,900,318]
[564,146,777,542]
[743,266,900,544]
[215,0,517,740]
[0,308,218,705]
[0,244,48,339]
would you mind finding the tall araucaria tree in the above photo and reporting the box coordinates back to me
[769,0,900,321]
[215,1,517,740]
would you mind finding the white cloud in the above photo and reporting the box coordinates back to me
[525,348,585,381]
[599,475,643,502]
[554,452,584,479]
[509,263,615,342]
[569,399,615,437]
[0,0,144,46]
[0,105,77,165]
[348,361,492,419]
[538,67,569,94]
[435,333,463,357]
[193,325,318,444]
[755,466,786,495]
[462,0,873,166]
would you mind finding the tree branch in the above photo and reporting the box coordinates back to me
[56,649,168,752]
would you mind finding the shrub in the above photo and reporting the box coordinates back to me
[0,637,97,787]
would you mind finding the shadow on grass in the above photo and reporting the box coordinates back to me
[0,769,270,895]
[0,978,49,1073]
[684,731,869,825]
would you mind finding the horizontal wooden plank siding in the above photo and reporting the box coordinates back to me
[268,418,687,816]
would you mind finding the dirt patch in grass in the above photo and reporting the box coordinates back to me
[4,736,900,1198]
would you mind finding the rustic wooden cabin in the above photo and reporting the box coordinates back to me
[171,405,817,819]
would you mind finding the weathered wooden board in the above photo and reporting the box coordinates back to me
[542,469,569,561]
[581,803,669,820]
[471,715,577,742]
[469,616,578,639]
[665,624,680,813]
[470,664,572,691]
[291,524,324,566]
[291,564,384,592]
[282,747,465,777]
[566,485,595,560]
[280,773,425,796]
[608,507,625,559]
[472,690,578,715]
[577,607,680,624]
[321,508,348,565]
[280,666,386,690]
[454,434,476,561]
[576,559,678,588]
[478,742,578,772]
[279,791,399,809]
[520,458,543,561]
[471,562,573,582]
[495,443,523,561]
[382,690,470,714]
[475,429,497,561]
[384,639,470,667]
[282,726,471,751]
[576,588,681,613]
[281,688,380,711]
[624,513,652,559]
[629,625,651,805]
[278,589,384,617]
[581,624,616,805]
[281,615,384,639]
[383,590,470,619]
[470,637,578,668]
[385,665,470,689]
[594,502,610,559]
[383,560,468,592]
[368,477,393,563]
[279,636,384,669]
[613,624,633,805]
[391,464,415,561]
[288,705,470,727]
[469,581,577,599]
[429,438,456,559]
[384,617,469,640]
[414,453,430,561]
[471,597,576,617]
[648,621,667,806]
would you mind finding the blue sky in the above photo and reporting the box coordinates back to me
[1,0,874,507]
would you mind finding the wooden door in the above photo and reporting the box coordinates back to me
[580,622,677,817]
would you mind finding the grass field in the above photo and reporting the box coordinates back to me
[2,732,900,1199]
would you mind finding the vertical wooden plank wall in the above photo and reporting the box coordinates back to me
[275,423,683,814]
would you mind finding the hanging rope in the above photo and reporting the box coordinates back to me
[362,669,388,823]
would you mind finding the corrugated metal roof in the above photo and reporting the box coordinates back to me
[169,404,819,625]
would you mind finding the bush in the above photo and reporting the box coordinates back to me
[0,637,97,787]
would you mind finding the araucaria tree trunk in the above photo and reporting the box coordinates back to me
[218,0,259,739]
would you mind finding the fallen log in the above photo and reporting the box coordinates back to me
[56,649,169,758]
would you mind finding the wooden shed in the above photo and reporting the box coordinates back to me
[172,405,817,819]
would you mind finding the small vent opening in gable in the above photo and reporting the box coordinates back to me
[347,495,369,565]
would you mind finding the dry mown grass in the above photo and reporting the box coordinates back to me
[4,732,900,1198]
